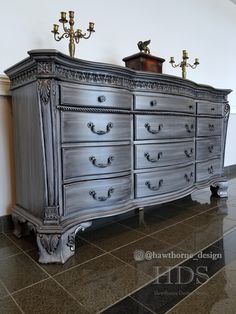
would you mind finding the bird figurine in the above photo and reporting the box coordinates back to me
[137,40,151,54]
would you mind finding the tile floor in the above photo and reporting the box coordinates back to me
[0,177,236,313]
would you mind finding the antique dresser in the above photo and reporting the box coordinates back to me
[5,50,231,263]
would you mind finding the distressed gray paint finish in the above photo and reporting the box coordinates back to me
[135,164,194,198]
[196,158,221,182]
[135,93,195,114]
[4,50,231,264]
[196,137,222,161]
[64,175,131,215]
[62,145,131,179]
[12,84,45,217]
[61,111,131,143]
[135,141,194,169]
[197,102,223,116]
[197,117,223,137]
[135,115,195,140]
[60,83,132,109]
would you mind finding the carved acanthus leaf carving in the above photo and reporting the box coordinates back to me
[38,63,53,74]
[37,79,51,105]
[224,103,230,120]
[39,234,61,255]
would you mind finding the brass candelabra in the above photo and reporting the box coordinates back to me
[169,50,199,79]
[51,11,95,58]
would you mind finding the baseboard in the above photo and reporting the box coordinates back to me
[1,165,235,234]
[0,214,13,233]
[224,164,236,179]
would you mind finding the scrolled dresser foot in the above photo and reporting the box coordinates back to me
[36,221,92,264]
[210,181,228,198]
[12,214,26,238]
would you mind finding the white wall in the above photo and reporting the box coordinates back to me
[0,0,236,216]
[1,0,236,112]
[0,78,15,216]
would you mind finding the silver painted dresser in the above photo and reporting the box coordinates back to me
[5,50,231,263]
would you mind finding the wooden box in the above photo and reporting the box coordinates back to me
[123,52,165,73]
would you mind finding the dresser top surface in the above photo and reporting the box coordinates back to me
[4,49,232,101]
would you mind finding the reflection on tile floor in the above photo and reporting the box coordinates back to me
[0,177,235,313]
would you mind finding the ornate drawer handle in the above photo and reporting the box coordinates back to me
[184,172,193,182]
[98,95,106,102]
[184,148,193,158]
[150,100,158,106]
[144,152,163,163]
[89,187,114,201]
[208,166,214,174]
[211,107,215,111]
[89,155,114,168]
[208,124,215,131]
[144,123,163,134]
[208,145,214,153]
[145,179,163,191]
[185,124,194,133]
[189,105,193,110]
[87,122,113,135]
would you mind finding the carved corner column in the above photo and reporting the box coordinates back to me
[37,79,59,216]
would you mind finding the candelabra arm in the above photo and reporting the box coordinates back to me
[187,63,198,69]
[170,62,181,68]
[54,32,69,42]
[84,31,93,39]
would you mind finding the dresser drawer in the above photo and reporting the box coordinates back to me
[197,117,222,137]
[63,176,131,215]
[62,145,131,179]
[196,137,222,161]
[135,141,194,169]
[135,164,194,198]
[135,115,195,140]
[60,84,132,109]
[197,102,223,116]
[61,112,131,143]
[135,94,195,114]
[196,158,222,182]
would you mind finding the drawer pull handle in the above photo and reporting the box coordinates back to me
[144,123,163,134]
[98,95,106,102]
[145,179,163,191]
[185,124,194,133]
[89,187,114,202]
[184,172,193,182]
[144,152,163,162]
[208,166,214,174]
[184,148,193,158]
[87,122,113,135]
[189,105,193,110]
[89,155,114,168]
[150,100,158,106]
[208,145,214,153]
[208,124,215,131]
[211,107,215,111]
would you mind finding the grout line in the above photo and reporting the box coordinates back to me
[165,258,235,314]
[129,296,157,314]
[2,195,236,313]
[106,251,153,280]
[10,277,50,296]
[0,278,24,314]
[97,234,235,313]
[4,233,87,310]
[52,251,108,277]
